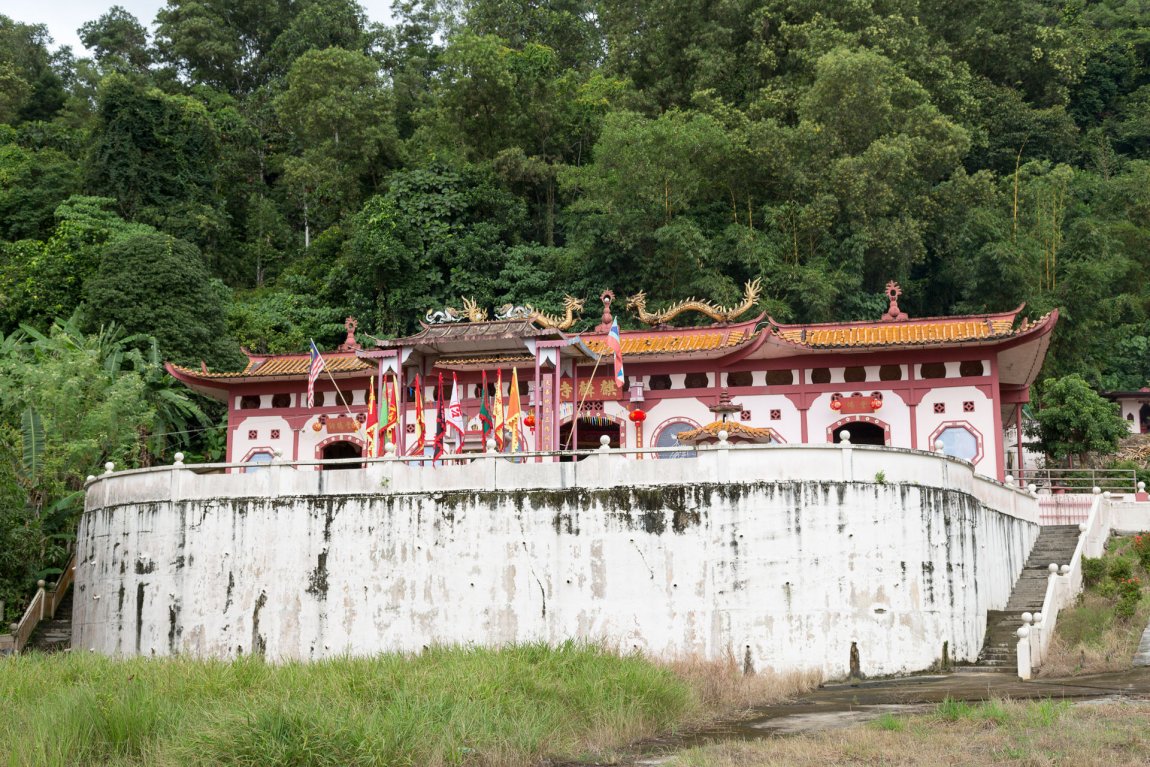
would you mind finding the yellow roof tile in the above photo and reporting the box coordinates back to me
[777,319,1012,348]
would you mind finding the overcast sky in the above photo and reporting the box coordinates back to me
[0,1,396,55]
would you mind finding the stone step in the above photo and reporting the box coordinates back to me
[973,525,1082,668]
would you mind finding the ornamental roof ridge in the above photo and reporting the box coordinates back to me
[766,303,1027,332]
[765,306,1057,351]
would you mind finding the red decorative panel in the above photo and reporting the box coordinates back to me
[740,410,752,421]
[770,409,781,420]
[271,429,280,439]
[963,401,975,412]
[247,430,258,439]
[933,402,946,414]
[326,416,359,434]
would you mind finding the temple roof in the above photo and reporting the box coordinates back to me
[583,315,762,361]
[766,305,1024,350]
[368,318,598,363]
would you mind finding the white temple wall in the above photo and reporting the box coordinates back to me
[916,385,996,470]
[807,390,913,446]
[230,415,293,464]
[76,446,1038,679]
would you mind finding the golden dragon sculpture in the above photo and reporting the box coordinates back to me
[528,295,585,330]
[626,278,762,326]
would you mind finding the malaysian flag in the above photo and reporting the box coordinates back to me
[607,319,624,386]
[307,340,326,408]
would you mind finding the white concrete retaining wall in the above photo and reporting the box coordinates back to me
[76,445,1039,679]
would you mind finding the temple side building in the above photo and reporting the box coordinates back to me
[168,282,1058,482]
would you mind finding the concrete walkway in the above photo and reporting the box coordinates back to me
[577,668,1150,767]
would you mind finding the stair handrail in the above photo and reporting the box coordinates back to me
[0,551,77,656]
[1023,493,1108,675]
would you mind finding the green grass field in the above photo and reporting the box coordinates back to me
[0,643,816,767]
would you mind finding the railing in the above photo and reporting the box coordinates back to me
[1017,492,1110,679]
[1017,467,1138,495]
[84,439,1042,527]
[0,552,76,656]
[1037,495,1096,525]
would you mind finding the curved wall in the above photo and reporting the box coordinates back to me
[75,445,1039,678]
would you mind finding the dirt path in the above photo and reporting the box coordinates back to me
[553,667,1150,766]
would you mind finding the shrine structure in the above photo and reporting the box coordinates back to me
[168,282,1058,482]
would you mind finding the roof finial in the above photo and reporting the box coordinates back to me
[595,289,615,332]
[338,316,362,351]
[881,281,908,322]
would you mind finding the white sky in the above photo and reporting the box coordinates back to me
[0,1,396,55]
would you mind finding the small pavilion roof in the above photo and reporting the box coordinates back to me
[675,421,778,445]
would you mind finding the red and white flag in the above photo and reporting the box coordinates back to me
[607,319,624,386]
[447,373,466,452]
[307,340,326,408]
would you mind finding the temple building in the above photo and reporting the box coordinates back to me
[168,282,1058,482]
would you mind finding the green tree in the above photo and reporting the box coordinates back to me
[0,196,154,331]
[86,74,222,241]
[1035,374,1129,464]
[78,5,153,74]
[82,232,242,367]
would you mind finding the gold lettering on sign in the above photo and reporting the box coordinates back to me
[326,416,359,434]
[599,379,618,397]
[560,380,573,399]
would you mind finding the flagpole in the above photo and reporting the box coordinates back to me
[310,339,356,419]
[563,352,604,450]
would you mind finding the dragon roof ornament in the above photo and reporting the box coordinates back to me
[626,278,762,327]
[425,297,488,325]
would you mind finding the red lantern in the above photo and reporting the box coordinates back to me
[870,396,883,410]
[523,413,536,428]
[629,408,647,423]
[830,398,842,411]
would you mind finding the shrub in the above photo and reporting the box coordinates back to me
[1108,557,1133,582]
[1082,556,1107,588]
[1116,577,1143,621]
[1133,534,1150,572]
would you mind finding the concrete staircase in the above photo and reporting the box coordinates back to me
[973,525,1081,669]
[25,588,73,653]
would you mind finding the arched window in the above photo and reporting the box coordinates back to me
[244,451,274,473]
[654,421,696,459]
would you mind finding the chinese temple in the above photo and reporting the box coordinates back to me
[167,282,1058,482]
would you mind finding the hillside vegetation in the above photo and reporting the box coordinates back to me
[4,0,1150,615]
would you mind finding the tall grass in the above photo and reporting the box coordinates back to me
[0,643,816,767]
[1040,533,1150,677]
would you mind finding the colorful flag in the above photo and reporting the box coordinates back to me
[384,373,399,449]
[507,367,523,452]
[492,369,506,451]
[447,373,466,452]
[478,371,493,449]
[365,379,379,457]
[413,374,426,455]
[607,319,624,386]
[307,340,326,408]
[433,373,446,460]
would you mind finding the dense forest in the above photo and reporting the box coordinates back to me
[2,0,1150,616]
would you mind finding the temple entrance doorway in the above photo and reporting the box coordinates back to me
[1140,403,1150,433]
[559,419,621,461]
[321,440,362,469]
[832,421,885,446]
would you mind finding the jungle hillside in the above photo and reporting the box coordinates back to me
[2,0,1150,616]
